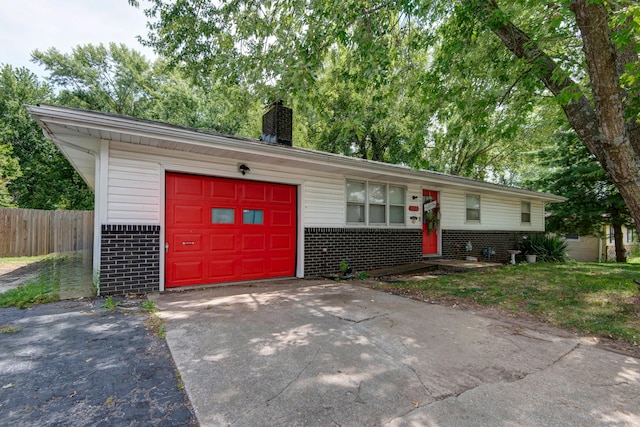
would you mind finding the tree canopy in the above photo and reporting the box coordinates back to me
[133,0,640,230]
[0,65,93,209]
[0,43,267,210]
[529,131,631,261]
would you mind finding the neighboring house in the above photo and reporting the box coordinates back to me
[27,104,564,295]
[563,225,639,262]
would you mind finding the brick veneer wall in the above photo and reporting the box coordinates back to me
[100,224,160,296]
[304,227,422,276]
[441,230,543,263]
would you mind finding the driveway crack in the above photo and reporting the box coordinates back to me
[267,344,323,405]
[333,313,388,324]
[383,341,583,426]
[230,342,326,426]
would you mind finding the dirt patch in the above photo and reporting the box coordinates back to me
[0,259,49,293]
[361,278,640,360]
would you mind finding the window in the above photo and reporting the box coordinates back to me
[389,186,405,224]
[521,201,531,224]
[346,181,366,223]
[626,227,637,243]
[243,209,263,224]
[466,194,481,222]
[565,233,580,242]
[609,225,615,243]
[346,180,405,225]
[368,183,386,224]
[211,208,234,224]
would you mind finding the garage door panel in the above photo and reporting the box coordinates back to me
[172,261,203,281]
[241,234,265,250]
[270,234,292,250]
[166,173,296,287]
[173,234,203,252]
[209,180,237,200]
[210,233,236,251]
[270,210,293,226]
[243,183,267,201]
[269,257,293,274]
[241,258,265,275]
[173,205,204,224]
[208,260,235,278]
[271,186,294,203]
[172,175,204,196]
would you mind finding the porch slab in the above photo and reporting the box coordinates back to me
[366,259,502,278]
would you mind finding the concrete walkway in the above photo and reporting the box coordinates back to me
[151,281,640,426]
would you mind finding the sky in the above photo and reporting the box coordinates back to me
[0,0,155,75]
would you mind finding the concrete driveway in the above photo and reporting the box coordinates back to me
[150,281,640,426]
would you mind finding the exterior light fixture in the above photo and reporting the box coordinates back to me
[238,164,250,175]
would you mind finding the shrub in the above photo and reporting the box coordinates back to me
[520,234,568,262]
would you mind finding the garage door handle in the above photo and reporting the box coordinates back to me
[182,241,195,245]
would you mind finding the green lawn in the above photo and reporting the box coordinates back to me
[0,254,76,308]
[373,261,640,347]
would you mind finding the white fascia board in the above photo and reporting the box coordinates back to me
[26,104,566,203]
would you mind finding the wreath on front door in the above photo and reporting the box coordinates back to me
[424,199,440,235]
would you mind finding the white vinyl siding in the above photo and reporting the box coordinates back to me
[108,157,161,223]
[440,189,545,231]
[564,235,600,262]
[108,143,345,227]
[106,142,546,232]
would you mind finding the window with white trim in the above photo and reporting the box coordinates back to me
[521,201,531,224]
[346,180,405,225]
[466,194,480,222]
[389,186,405,224]
[346,180,366,223]
[565,233,580,242]
[626,227,637,243]
[368,183,386,224]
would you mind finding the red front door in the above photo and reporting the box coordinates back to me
[165,173,296,287]
[422,189,439,255]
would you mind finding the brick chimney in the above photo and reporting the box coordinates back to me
[261,101,292,146]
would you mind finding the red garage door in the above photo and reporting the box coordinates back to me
[165,173,296,288]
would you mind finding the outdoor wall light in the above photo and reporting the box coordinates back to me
[238,164,250,175]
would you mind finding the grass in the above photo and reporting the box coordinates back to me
[0,325,22,334]
[0,254,84,308]
[374,261,640,347]
[0,255,50,265]
[145,313,166,339]
[0,277,60,309]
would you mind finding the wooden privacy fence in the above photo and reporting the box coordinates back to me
[0,208,94,257]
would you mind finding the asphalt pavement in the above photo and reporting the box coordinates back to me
[0,299,197,427]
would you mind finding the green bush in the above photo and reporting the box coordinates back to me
[520,234,568,262]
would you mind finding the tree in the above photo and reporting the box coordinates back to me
[32,43,156,117]
[0,65,93,210]
[33,43,265,135]
[529,131,631,262]
[134,0,640,230]
[468,0,640,236]
[0,143,20,207]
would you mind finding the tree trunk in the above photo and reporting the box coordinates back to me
[472,0,640,240]
[612,223,626,263]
